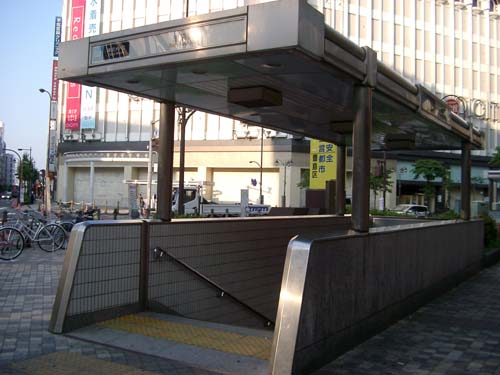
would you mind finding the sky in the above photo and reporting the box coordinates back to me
[0,1,63,171]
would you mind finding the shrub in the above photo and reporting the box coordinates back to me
[369,209,405,217]
[435,210,460,220]
[481,214,497,248]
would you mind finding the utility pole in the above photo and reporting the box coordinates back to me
[176,106,195,215]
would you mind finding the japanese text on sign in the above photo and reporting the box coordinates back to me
[309,140,337,189]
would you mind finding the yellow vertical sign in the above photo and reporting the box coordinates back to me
[309,140,337,189]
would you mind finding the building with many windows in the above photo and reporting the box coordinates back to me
[53,0,499,211]
[0,121,17,190]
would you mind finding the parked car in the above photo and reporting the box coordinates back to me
[394,204,430,218]
[1,191,12,199]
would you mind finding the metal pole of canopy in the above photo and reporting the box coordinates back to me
[336,143,346,216]
[461,141,471,220]
[351,85,372,232]
[157,102,176,221]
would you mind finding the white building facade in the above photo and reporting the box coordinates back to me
[54,0,499,209]
[0,121,17,189]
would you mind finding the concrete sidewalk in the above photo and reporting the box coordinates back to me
[1,246,500,374]
[0,249,220,375]
[312,256,500,375]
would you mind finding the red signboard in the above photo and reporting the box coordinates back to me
[445,98,460,115]
[64,0,86,130]
[51,60,59,101]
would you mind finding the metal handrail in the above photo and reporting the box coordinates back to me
[152,246,275,328]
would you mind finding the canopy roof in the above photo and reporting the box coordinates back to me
[59,0,483,150]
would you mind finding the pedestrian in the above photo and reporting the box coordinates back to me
[139,194,145,217]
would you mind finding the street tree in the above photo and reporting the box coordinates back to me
[489,146,500,167]
[370,167,393,209]
[17,154,38,196]
[412,159,448,207]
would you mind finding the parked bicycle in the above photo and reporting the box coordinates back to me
[55,206,101,235]
[0,226,24,261]
[10,210,66,253]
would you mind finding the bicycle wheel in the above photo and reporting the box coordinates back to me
[35,226,57,252]
[59,221,74,234]
[0,227,24,261]
[43,224,67,250]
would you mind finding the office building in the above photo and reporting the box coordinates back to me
[54,0,498,210]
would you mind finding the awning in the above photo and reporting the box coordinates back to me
[58,0,483,150]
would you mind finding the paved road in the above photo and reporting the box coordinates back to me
[1,235,500,374]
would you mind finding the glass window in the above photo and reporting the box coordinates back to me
[424,60,434,81]
[382,21,391,44]
[206,114,220,140]
[395,25,402,46]
[416,29,423,51]
[454,38,460,57]
[480,44,487,64]
[395,55,402,74]
[219,117,234,140]
[454,67,461,88]
[416,59,423,82]
[436,34,442,55]
[416,2,423,19]
[404,0,413,18]
[444,36,451,57]
[395,0,402,15]
[183,189,197,203]
[425,31,432,53]
[349,14,358,39]
[462,40,469,60]
[445,65,453,85]
[359,16,367,40]
[210,0,223,12]
[373,19,380,41]
[404,26,411,47]
[404,57,413,77]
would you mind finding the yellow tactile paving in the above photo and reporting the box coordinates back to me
[10,351,160,375]
[97,314,272,360]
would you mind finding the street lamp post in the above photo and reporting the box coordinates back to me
[18,147,32,202]
[4,148,22,205]
[38,88,52,214]
[275,159,292,207]
[147,120,160,216]
[249,161,263,204]
[176,107,196,215]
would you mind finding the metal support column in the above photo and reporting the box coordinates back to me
[89,161,95,206]
[157,102,176,221]
[351,85,372,232]
[325,180,336,214]
[494,181,498,209]
[139,221,149,310]
[461,142,471,220]
[63,162,68,202]
[336,143,346,216]
[178,109,186,215]
[489,179,494,211]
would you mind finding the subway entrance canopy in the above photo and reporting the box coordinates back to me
[51,4,487,373]
[59,0,482,151]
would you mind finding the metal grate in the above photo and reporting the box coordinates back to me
[67,224,142,316]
